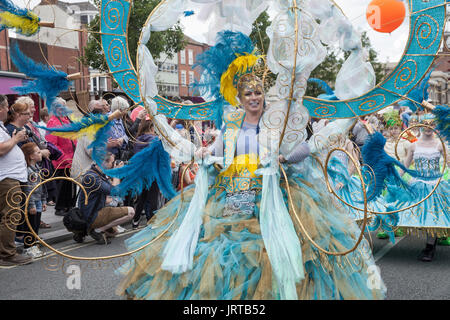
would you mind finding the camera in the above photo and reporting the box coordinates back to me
[16,126,33,137]
[114,160,128,167]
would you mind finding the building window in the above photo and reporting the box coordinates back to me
[99,77,108,91]
[188,49,194,65]
[180,50,186,65]
[181,70,186,86]
[189,71,194,85]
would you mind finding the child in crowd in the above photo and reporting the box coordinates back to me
[21,142,47,258]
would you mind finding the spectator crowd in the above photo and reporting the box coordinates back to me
[0,93,446,266]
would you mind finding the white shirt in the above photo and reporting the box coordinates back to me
[0,121,27,183]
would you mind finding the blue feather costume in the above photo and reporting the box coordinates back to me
[103,138,176,201]
[10,43,72,116]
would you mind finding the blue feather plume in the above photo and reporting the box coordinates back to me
[10,43,72,116]
[360,132,436,202]
[36,113,109,135]
[192,30,255,128]
[307,78,338,100]
[103,139,176,200]
[183,10,194,17]
[0,0,28,17]
[88,120,114,168]
[398,68,433,112]
[432,105,450,142]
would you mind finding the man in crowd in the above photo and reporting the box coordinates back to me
[78,152,134,244]
[0,95,32,266]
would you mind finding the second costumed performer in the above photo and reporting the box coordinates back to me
[113,30,386,300]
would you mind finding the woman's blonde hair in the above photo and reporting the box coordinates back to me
[15,96,34,108]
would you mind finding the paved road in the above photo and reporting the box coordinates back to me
[1,226,449,300]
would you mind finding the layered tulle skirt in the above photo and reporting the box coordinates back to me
[327,158,399,242]
[115,161,386,300]
[396,176,450,237]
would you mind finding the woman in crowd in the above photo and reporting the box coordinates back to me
[131,119,161,229]
[108,96,130,160]
[45,98,77,216]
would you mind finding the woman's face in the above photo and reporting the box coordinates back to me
[15,110,32,126]
[421,126,434,137]
[239,86,264,114]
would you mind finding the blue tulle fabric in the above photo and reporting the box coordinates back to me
[326,156,399,243]
[115,159,386,300]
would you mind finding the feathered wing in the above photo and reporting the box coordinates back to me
[9,43,71,115]
[103,139,177,200]
[37,114,110,140]
[361,132,436,202]
[89,121,114,169]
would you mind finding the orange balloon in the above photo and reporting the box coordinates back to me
[366,0,406,33]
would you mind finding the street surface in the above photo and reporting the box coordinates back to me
[1,219,449,300]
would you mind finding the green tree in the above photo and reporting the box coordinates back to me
[250,11,271,55]
[249,11,276,88]
[82,0,186,73]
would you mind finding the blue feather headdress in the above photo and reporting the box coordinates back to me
[192,30,256,129]
[307,78,338,100]
[103,139,177,200]
[396,66,449,142]
[10,43,72,116]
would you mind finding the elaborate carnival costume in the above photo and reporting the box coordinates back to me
[396,115,450,239]
[9,0,450,300]
[113,25,386,299]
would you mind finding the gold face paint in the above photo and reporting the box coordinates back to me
[237,74,264,112]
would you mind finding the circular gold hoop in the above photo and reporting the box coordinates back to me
[280,147,369,256]
[325,124,447,216]
[22,165,193,261]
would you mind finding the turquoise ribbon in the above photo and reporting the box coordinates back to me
[256,161,304,299]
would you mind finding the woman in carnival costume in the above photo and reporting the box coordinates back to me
[114,24,387,299]
[398,114,450,262]
[324,120,402,244]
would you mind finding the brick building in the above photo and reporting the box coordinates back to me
[177,36,210,100]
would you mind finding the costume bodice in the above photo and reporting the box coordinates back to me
[333,150,349,167]
[413,143,441,177]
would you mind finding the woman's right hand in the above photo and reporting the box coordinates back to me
[12,129,27,144]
